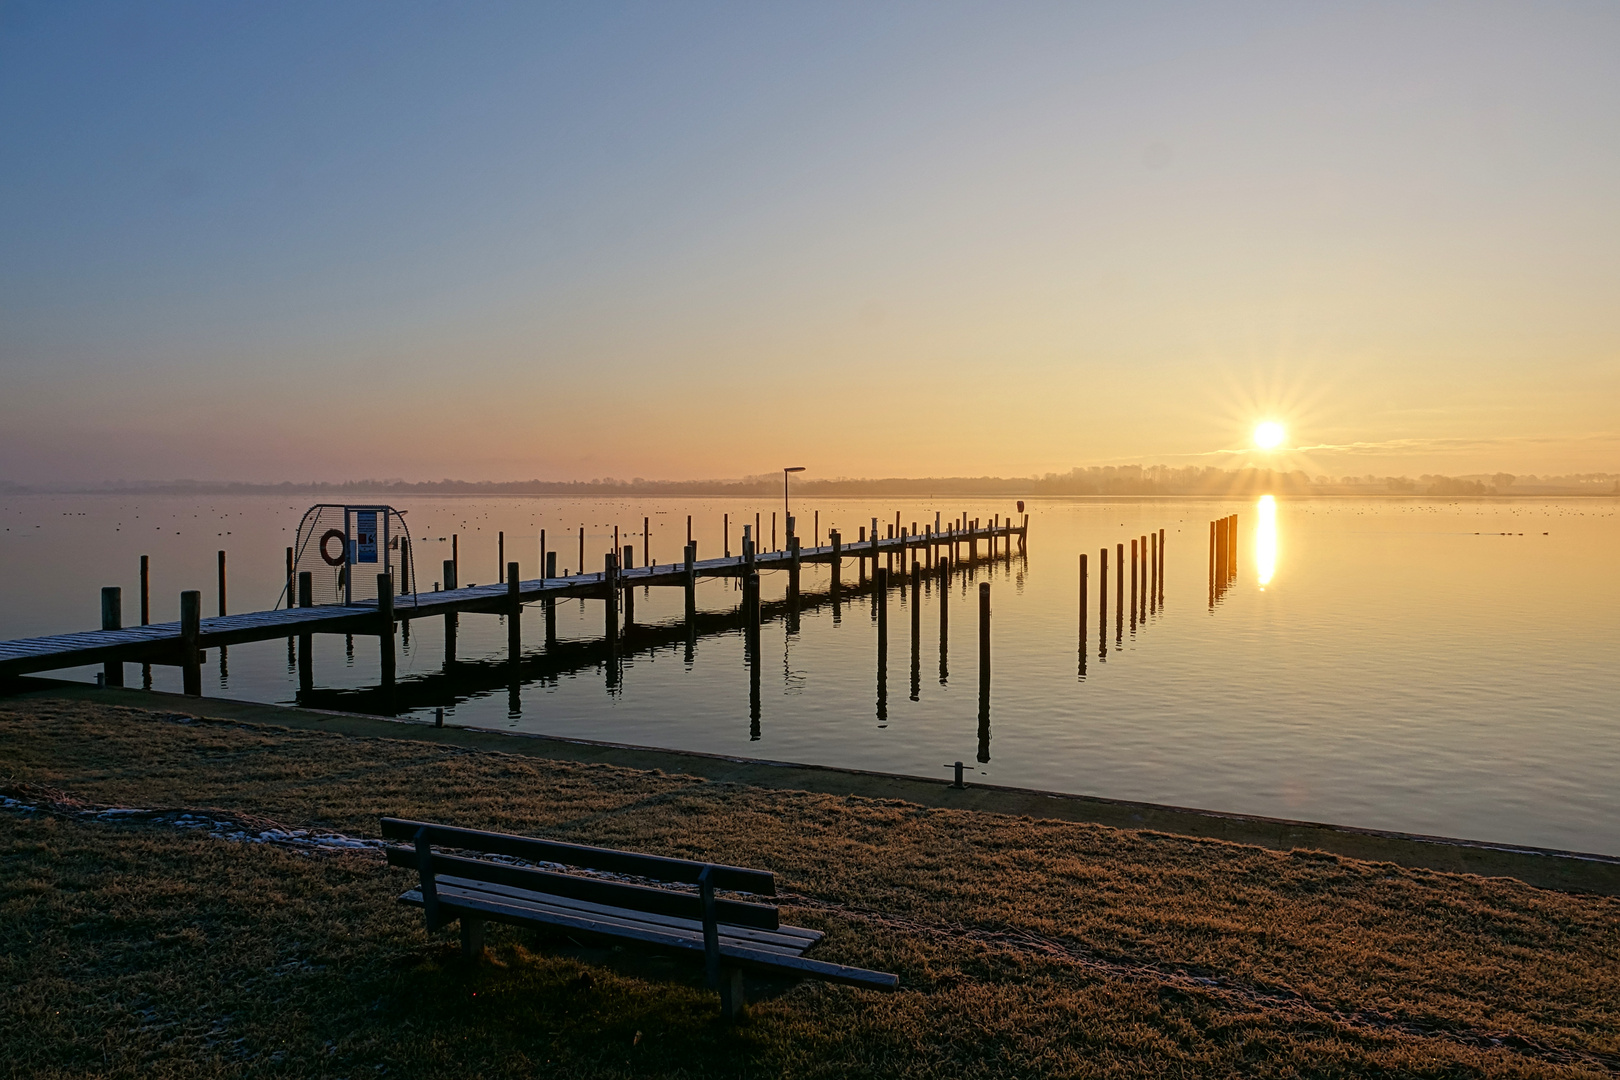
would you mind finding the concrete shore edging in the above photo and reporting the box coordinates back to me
[5,678,1618,897]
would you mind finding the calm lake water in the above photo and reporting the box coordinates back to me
[2,493,1616,855]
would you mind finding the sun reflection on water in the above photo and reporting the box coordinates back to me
[1256,494,1277,588]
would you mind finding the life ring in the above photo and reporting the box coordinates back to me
[319,528,348,567]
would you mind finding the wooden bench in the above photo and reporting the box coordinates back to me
[381,817,898,1017]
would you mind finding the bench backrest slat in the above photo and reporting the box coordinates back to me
[380,819,775,895]
[385,846,781,931]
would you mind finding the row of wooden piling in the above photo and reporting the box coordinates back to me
[1076,527,1166,675]
[1209,514,1238,604]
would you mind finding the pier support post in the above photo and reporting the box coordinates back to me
[604,552,619,641]
[379,573,396,688]
[285,546,294,610]
[442,559,458,663]
[621,546,635,630]
[180,590,201,696]
[140,555,151,626]
[507,562,521,660]
[100,587,123,687]
[296,571,314,690]
[830,530,842,594]
[498,532,505,583]
[217,550,227,616]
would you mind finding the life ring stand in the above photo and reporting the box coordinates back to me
[319,528,347,567]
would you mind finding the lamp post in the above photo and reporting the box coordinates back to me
[783,466,806,528]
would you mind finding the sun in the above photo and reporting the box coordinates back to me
[1253,421,1286,450]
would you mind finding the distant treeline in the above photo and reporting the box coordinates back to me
[6,466,1618,497]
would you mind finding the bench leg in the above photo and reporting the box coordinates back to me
[460,917,484,959]
[718,967,746,1021]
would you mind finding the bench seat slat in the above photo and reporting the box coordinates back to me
[428,875,823,951]
[385,846,779,931]
[381,817,773,895]
[401,886,808,957]
[403,886,897,989]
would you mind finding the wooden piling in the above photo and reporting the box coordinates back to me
[1098,543,1108,616]
[874,566,888,648]
[452,534,459,579]
[180,590,201,696]
[910,558,921,644]
[540,530,547,580]
[622,546,635,628]
[830,530,842,593]
[1115,542,1124,642]
[579,526,585,576]
[978,581,990,686]
[604,552,619,640]
[1209,520,1216,588]
[1130,537,1138,614]
[101,587,123,687]
[379,573,396,685]
[507,561,521,656]
[546,551,557,578]
[1158,528,1165,603]
[216,550,227,617]
[1140,535,1148,620]
[1078,553,1088,635]
[644,517,650,565]
[1149,533,1157,611]
[724,514,730,557]
[1229,514,1238,576]
[285,546,294,609]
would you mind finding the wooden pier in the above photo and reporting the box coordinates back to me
[0,519,1027,686]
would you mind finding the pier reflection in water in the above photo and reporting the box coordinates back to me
[294,544,1027,760]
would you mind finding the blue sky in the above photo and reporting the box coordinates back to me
[3,2,1618,481]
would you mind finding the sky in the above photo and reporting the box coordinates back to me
[2,1,1618,484]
